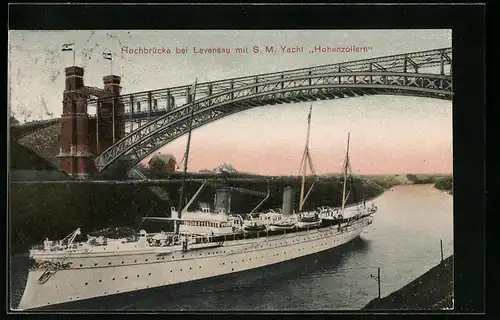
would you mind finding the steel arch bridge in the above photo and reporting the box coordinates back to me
[94,47,452,173]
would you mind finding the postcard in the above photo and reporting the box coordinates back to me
[9,29,453,312]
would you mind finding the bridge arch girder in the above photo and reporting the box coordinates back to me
[95,71,452,173]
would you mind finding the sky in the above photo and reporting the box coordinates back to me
[8,30,452,175]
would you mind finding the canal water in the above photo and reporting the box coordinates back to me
[9,184,453,311]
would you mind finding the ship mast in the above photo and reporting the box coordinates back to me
[341,133,351,215]
[176,78,197,234]
[299,105,316,212]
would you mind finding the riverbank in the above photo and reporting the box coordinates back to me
[363,255,453,310]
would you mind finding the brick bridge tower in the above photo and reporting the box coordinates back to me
[57,66,95,179]
[58,67,125,179]
[96,75,125,153]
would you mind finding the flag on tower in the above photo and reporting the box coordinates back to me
[61,43,74,51]
[102,52,113,60]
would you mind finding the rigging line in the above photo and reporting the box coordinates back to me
[306,149,317,177]
[297,147,307,178]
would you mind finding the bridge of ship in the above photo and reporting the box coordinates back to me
[84,47,452,174]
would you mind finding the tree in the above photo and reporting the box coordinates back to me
[149,157,167,176]
[10,114,20,126]
[406,174,419,183]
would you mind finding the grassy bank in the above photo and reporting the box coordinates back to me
[363,255,453,310]
[9,140,60,171]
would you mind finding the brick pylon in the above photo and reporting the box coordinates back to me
[97,75,125,153]
[57,66,96,179]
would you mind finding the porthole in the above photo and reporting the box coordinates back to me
[157,258,159,260]
[94,263,97,266]
[134,260,137,263]
[112,278,115,280]
[108,262,111,265]
[99,279,102,282]
[180,269,183,271]
[170,270,172,273]
[137,275,140,278]
[122,261,125,264]
[149,273,152,276]
[182,255,184,258]
[199,266,201,268]
[85,282,88,285]
[162,257,165,260]
[80,264,83,267]
[190,267,192,270]
[145,259,148,262]
[125,276,128,279]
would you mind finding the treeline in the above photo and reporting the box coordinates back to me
[406,174,436,184]
[434,177,453,193]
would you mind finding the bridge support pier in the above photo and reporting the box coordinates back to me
[57,66,96,180]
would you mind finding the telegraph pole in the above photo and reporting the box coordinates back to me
[371,267,381,299]
[440,239,444,263]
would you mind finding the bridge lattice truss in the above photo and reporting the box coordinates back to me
[94,47,452,173]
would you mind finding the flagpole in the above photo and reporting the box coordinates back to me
[110,57,113,75]
[73,42,76,66]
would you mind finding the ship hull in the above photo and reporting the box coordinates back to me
[17,217,371,310]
